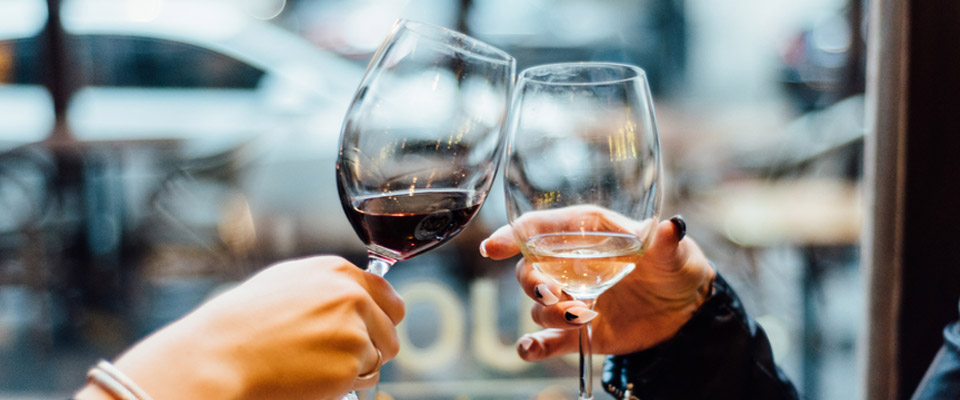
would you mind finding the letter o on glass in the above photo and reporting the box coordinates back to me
[394,281,465,373]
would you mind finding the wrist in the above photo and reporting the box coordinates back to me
[603,273,742,398]
[113,313,245,400]
[693,262,718,310]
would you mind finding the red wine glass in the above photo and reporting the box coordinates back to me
[335,19,513,400]
[337,18,514,275]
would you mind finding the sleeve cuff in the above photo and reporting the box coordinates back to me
[602,273,749,398]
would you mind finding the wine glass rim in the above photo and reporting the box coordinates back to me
[394,18,515,66]
[518,62,648,86]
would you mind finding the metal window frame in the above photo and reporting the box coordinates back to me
[862,0,960,398]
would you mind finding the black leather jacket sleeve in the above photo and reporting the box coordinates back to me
[602,273,800,400]
[910,300,960,399]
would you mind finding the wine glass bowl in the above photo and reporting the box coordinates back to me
[336,20,516,400]
[504,62,662,400]
[335,19,514,400]
[517,208,652,299]
[337,19,515,272]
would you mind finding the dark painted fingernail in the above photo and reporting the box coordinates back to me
[535,284,558,305]
[564,308,597,323]
[518,336,535,351]
[517,335,542,357]
[670,215,687,241]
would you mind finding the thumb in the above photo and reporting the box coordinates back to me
[516,329,579,362]
[642,215,689,269]
[479,224,521,260]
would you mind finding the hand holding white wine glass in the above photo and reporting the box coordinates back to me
[502,63,663,400]
[335,19,515,400]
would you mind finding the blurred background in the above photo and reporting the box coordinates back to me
[0,0,865,398]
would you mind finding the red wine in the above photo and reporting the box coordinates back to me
[341,190,482,262]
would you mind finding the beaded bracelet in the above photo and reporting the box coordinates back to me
[86,360,154,400]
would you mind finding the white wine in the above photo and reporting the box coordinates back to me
[524,232,643,299]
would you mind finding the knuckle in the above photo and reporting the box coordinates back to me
[338,326,371,354]
[323,256,356,273]
[390,298,406,324]
[540,338,559,357]
[304,254,350,272]
[515,258,528,281]
[342,287,373,311]
[379,334,401,361]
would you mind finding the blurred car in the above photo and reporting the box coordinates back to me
[0,1,373,393]
[0,0,368,253]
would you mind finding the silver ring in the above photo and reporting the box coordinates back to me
[356,348,383,381]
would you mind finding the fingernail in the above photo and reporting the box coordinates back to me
[670,215,687,241]
[535,284,559,306]
[564,307,598,323]
[518,336,535,352]
[479,240,489,258]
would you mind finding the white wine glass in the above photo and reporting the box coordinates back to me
[335,19,515,400]
[503,62,662,400]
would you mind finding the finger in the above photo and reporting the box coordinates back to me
[481,207,615,261]
[312,255,404,358]
[352,341,382,390]
[530,300,597,329]
[356,295,401,362]
[669,215,687,241]
[510,205,642,238]
[361,272,406,325]
[481,207,650,260]
[515,258,561,306]
[516,328,579,361]
[479,224,520,260]
[641,216,691,270]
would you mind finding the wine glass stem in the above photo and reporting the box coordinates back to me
[577,297,597,400]
[366,254,394,277]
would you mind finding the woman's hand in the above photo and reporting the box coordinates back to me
[480,213,714,361]
[76,256,405,400]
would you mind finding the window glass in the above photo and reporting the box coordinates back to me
[0,1,863,399]
[0,0,53,147]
